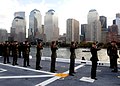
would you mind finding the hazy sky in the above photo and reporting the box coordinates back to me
[0,0,120,34]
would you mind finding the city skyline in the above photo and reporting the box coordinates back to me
[0,0,120,35]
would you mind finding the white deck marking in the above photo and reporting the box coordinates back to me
[0,63,55,75]
[35,76,60,86]
[35,64,85,86]
[0,68,7,72]
[80,77,95,83]
[0,63,55,80]
[0,75,54,79]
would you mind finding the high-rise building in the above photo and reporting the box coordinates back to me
[28,9,42,41]
[11,12,26,42]
[0,29,8,42]
[14,12,25,19]
[99,16,107,31]
[86,9,101,42]
[114,13,120,35]
[66,18,79,43]
[101,31,107,43]
[87,9,99,24]
[81,24,88,41]
[99,16,107,43]
[106,25,119,42]
[44,9,59,42]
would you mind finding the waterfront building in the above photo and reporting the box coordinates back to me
[28,9,42,42]
[86,9,101,42]
[44,9,59,42]
[66,18,79,43]
[0,29,8,42]
[101,31,107,43]
[99,16,107,31]
[114,13,120,35]
[106,25,119,42]
[81,24,88,42]
[11,12,26,42]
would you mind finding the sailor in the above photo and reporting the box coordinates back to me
[90,42,101,80]
[12,41,19,66]
[69,41,77,76]
[36,41,43,70]
[3,41,10,64]
[23,41,30,67]
[50,41,58,73]
[108,41,119,72]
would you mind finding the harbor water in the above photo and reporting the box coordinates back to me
[30,47,120,62]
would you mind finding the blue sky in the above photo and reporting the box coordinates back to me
[0,0,120,35]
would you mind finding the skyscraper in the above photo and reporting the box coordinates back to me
[44,9,59,42]
[86,9,101,42]
[87,9,99,24]
[115,13,120,35]
[11,12,26,42]
[106,25,119,42]
[28,9,42,41]
[81,24,88,41]
[0,29,8,42]
[99,16,107,31]
[66,18,79,43]
[14,12,25,19]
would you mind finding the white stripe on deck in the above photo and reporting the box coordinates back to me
[0,63,55,75]
[0,75,54,79]
[35,64,85,86]
[0,68,7,72]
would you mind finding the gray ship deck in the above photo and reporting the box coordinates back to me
[0,56,119,86]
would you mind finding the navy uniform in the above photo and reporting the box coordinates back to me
[10,42,14,57]
[3,42,10,64]
[107,43,114,68]
[50,41,58,73]
[108,41,119,72]
[90,43,100,80]
[69,42,77,76]
[18,43,22,58]
[23,41,30,67]
[36,42,43,70]
[12,41,19,66]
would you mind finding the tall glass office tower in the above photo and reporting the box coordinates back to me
[115,13,120,35]
[0,29,8,42]
[44,9,59,42]
[28,9,42,41]
[99,16,107,31]
[86,9,101,42]
[11,12,26,42]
